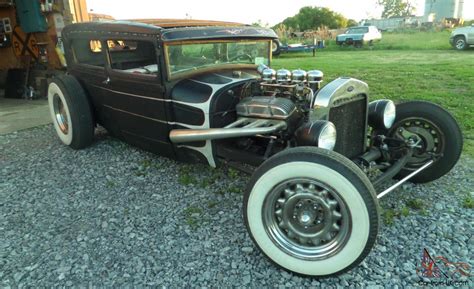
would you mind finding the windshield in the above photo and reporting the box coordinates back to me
[165,40,271,76]
[347,27,369,34]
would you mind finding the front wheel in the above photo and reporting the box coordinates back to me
[387,101,463,183]
[272,40,281,56]
[243,147,379,277]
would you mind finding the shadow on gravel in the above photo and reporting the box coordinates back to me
[1,125,472,287]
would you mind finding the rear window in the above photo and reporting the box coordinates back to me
[89,40,102,53]
[72,39,105,67]
[107,40,138,51]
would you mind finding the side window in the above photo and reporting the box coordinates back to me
[70,39,106,67]
[106,39,159,76]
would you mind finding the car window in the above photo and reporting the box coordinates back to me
[166,40,270,77]
[106,39,159,76]
[347,27,369,34]
[71,39,106,67]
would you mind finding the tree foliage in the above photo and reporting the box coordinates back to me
[276,6,354,31]
[378,0,415,18]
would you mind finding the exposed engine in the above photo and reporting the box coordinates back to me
[251,64,324,118]
[169,64,394,166]
[231,64,333,151]
[236,96,297,120]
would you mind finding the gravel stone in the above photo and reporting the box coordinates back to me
[434,203,444,210]
[241,247,254,254]
[1,125,472,287]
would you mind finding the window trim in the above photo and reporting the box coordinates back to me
[104,37,161,80]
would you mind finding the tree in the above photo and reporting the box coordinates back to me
[251,20,269,28]
[378,0,415,18]
[276,6,351,31]
[347,19,358,27]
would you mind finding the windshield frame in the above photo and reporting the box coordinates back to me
[163,38,273,80]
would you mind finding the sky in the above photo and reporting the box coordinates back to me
[86,0,474,25]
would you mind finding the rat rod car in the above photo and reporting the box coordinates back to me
[48,20,463,277]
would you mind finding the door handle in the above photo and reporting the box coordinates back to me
[102,77,111,85]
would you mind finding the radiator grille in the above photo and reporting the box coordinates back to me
[329,98,367,159]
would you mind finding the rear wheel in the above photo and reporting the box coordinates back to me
[244,147,379,277]
[48,74,94,149]
[454,36,467,50]
[387,101,463,183]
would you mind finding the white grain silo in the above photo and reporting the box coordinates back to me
[424,0,464,21]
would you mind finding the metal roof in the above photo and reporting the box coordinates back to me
[127,18,246,28]
[62,20,278,41]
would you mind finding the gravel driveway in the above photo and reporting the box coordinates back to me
[1,125,473,287]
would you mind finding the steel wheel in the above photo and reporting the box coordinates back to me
[48,75,94,149]
[244,147,379,276]
[391,117,444,171]
[52,93,70,134]
[386,101,462,183]
[263,179,351,260]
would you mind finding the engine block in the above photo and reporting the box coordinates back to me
[236,96,296,120]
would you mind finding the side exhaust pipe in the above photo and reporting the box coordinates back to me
[169,118,286,143]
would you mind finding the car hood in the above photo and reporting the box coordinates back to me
[453,26,473,34]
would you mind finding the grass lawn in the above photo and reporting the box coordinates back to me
[320,30,453,51]
[272,48,474,156]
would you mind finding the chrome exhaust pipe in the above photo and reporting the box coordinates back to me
[169,118,287,143]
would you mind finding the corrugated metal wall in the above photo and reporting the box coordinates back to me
[424,0,464,20]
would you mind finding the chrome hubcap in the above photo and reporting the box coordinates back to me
[52,94,69,134]
[263,179,351,260]
[456,40,465,49]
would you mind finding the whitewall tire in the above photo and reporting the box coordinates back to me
[47,75,94,149]
[244,147,379,277]
[48,82,73,145]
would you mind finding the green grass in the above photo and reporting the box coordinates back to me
[183,206,203,228]
[314,30,453,51]
[273,44,474,156]
[462,194,474,209]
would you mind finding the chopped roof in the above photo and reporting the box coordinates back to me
[62,19,277,41]
[127,18,246,29]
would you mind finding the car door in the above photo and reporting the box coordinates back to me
[101,37,173,156]
[67,38,109,123]
[468,26,474,44]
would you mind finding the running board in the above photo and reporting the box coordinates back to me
[377,160,434,199]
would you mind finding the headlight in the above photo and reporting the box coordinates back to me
[295,121,337,151]
[368,100,396,129]
[318,122,337,150]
